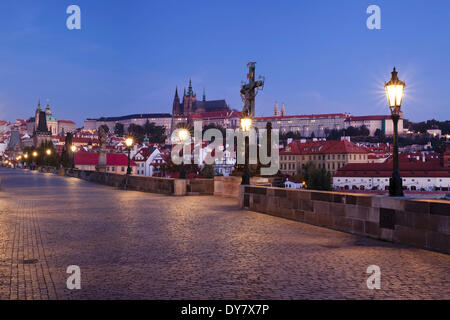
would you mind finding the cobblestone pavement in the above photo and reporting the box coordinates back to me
[0,168,449,300]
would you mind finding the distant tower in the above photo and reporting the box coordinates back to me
[281,103,286,116]
[182,78,197,115]
[172,87,181,116]
[45,99,52,115]
[274,102,280,116]
[202,88,206,102]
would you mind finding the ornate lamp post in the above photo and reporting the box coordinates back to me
[385,67,406,197]
[240,116,252,185]
[70,145,77,168]
[177,128,189,179]
[125,137,134,175]
[239,62,264,186]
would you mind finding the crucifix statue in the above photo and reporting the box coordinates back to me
[240,62,264,117]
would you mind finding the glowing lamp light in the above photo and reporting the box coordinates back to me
[177,129,190,142]
[240,117,253,132]
[24,154,28,159]
[46,149,52,156]
[384,67,406,116]
[32,151,38,158]
[71,145,77,152]
[125,137,134,148]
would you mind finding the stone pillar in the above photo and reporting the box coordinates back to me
[96,150,107,172]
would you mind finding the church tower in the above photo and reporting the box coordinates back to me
[182,79,197,115]
[172,87,181,116]
[281,103,286,116]
[274,103,280,116]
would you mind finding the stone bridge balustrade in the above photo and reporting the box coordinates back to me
[239,185,449,254]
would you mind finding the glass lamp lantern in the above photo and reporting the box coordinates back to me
[385,67,406,116]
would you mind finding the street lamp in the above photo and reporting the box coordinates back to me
[177,128,189,179]
[71,145,77,153]
[385,67,405,197]
[240,116,252,185]
[46,149,52,167]
[125,137,134,175]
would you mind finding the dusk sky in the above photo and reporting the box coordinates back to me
[0,0,449,127]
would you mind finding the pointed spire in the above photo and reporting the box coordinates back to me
[202,88,206,101]
[187,78,194,96]
[281,103,286,116]
[46,98,50,109]
[274,102,280,116]
[37,98,41,112]
[175,86,179,98]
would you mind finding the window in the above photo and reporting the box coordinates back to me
[121,167,125,172]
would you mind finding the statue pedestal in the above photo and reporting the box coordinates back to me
[96,150,107,172]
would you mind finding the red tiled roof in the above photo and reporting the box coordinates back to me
[75,152,136,166]
[132,146,158,161]
[280,140,368,155]
[58,120,76,124]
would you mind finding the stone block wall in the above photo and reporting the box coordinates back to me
[214,176,271,198]
[187,179,214,195]
[65,169,176,195]
[64,169,215,196]
[239,186,449,254]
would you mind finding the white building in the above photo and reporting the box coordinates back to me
[254,113,348,138]
[344,115,404,136]
[333,153,450,191]
[132,146,166,177]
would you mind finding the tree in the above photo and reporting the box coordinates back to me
[34,141,60,167]
[127,124,145,143]
[114,123,124,136]
[60,133,74,168]
[201,164,215,178]
[99,124,109,134]
[300,162,332,191]
[360,125,370,137]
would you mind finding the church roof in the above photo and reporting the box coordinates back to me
[183,100,228,112]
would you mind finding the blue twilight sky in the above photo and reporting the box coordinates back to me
[0,0,449,127]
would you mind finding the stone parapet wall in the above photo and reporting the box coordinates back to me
[214,176,272,198]
[239,186,449,254]
[63,169,215,196]
[65,169,177,195]
[187,179,214,195]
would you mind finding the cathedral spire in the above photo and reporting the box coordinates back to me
[187,78,194,96]
[37,98,41,112]
[281,103,286,116]
[202,88,206,102]
[274,102,280,116]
